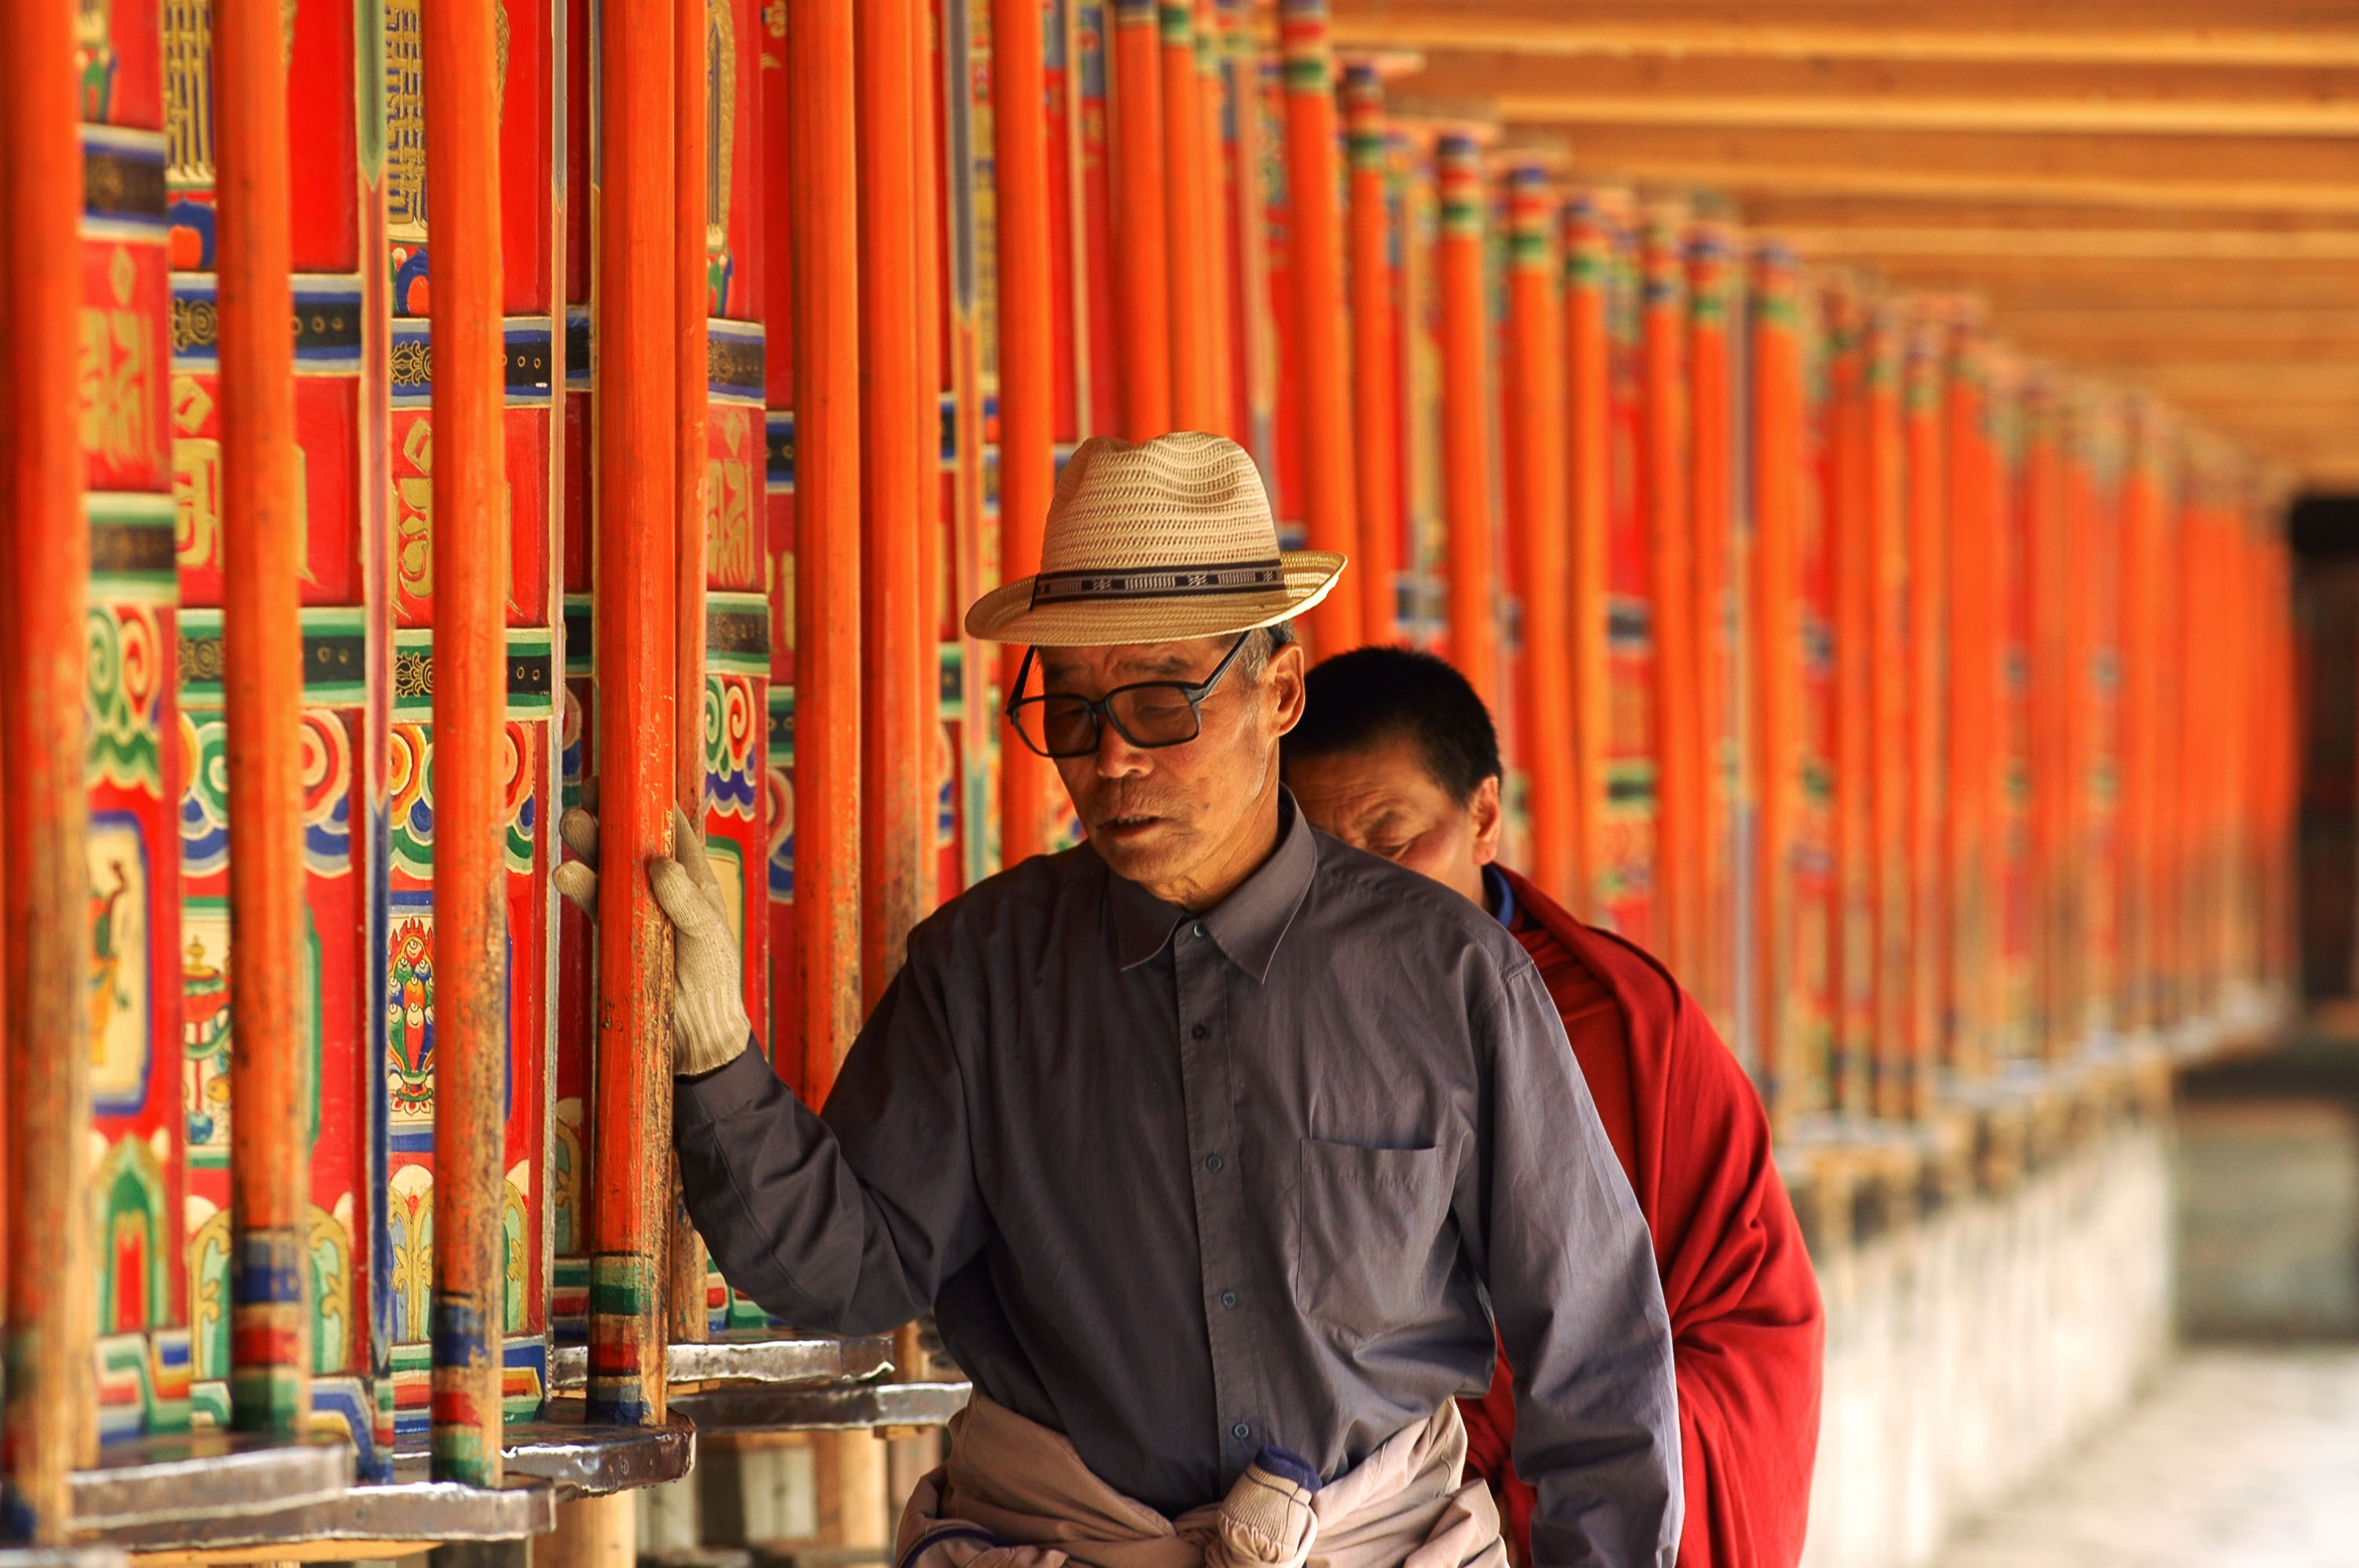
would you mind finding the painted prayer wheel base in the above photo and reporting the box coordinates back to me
[488,1409,698,1495]
[668,1381,972,1434]
[82,1475,558,1552]
[549,1332,894,1394]
[69,1436,353,1534]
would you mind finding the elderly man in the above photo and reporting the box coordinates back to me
[1280,647,1822,1568]
[559,433,1680,1568]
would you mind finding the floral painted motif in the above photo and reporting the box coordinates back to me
[387,916,435,1120]
[705,676,760,820]
[88,604,165,793]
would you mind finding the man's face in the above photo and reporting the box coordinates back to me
[1285,732,1501,909]
[1041,633,1306,906]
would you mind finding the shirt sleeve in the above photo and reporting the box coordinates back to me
[672,946,988,1335]
[1471,963,1684,1568]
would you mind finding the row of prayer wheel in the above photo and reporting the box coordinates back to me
[0,0,2295,1548]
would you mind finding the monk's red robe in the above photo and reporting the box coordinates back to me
[1459,866,1823,1568]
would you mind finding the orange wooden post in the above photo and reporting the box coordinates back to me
[1944,330,1997,1082]
[1565,194,1617,924]
[2059,396,2108,1046]
[1687,216,1736,1029]
[424,0,511,1480]
[1749,240,1806,1123]
[1639,205,1699,986]
[1110,2,1172,437]
[1438,132,1497,709]
[676,0,711,818]
[0,0,99,1525]
[1821,283,1872,1112]
[1865,308,1911,1118]
[994,0,1058,866]
[1903,320,1949,1116]
[2117,406,2165,1033]
[2021,383,2070,1058]
[1161,2,1216,431]
[1345,64,1401,647]
[860,0,926,995]
[912,0,944,904]
[1504,162,1572,898]
[1194,4,1236,435]
[789,0,863,1100]
[1280,0,1360,656]
[217,0,314,1439]
[669,0,714,1348]
[593,0,678,1425]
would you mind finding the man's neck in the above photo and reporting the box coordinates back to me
[1150,774,1283,914]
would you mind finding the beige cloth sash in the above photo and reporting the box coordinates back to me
[892,1395,1507,1568]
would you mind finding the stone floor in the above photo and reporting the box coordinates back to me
[1933,1347,2359,1568]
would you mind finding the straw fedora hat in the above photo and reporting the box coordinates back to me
[963,430,1346,646]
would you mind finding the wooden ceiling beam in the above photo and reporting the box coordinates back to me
[1845,261,2359,310]
[1487,93,2359,139]
[1988,308,2359,353]
[1779,227,2359,260]
[1324,5,2359,68]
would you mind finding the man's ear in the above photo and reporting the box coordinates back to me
[1267,640,1308,736]
[1468,774,1503,866]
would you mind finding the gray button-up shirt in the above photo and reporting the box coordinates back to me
[674,795,1681,1568]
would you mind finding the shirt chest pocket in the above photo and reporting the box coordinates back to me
[1291,1137,1455,1341]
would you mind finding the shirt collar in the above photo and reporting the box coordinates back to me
[1107,789,1319,983]
[1484,863,1516,929]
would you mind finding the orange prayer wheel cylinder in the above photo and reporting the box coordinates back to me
[1437,132,1498,710]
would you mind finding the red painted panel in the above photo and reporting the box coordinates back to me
[82,238,173,495]
[287,0,360,271]
[174,373,362,608]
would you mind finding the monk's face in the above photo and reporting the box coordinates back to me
[1041,633,1306,910]
[1285,733,1501,909]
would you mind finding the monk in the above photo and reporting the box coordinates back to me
[1281,646,1823,1568]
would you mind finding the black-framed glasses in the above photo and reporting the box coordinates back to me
[1004,633,1252,758]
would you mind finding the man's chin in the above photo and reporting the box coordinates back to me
[1089,818,1188,883]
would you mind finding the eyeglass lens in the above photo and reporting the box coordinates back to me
[1018,684,1205,757]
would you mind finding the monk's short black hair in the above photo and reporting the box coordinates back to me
[1285,646,1502,805]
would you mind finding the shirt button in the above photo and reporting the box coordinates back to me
[1232,1422,1251,1441]
[1191,1024,1208,1040]
[1220,1290,1238,1309]
[1204,1153,1223,1173]
[1193,922,1208,938]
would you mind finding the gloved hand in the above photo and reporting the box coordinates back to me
[554,802,752,1077]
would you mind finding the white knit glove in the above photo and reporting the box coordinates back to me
[555,802,752,1077]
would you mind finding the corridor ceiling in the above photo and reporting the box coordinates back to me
[1321,0,2359,489]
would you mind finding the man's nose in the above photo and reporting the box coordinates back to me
[1092,717,1151,778]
